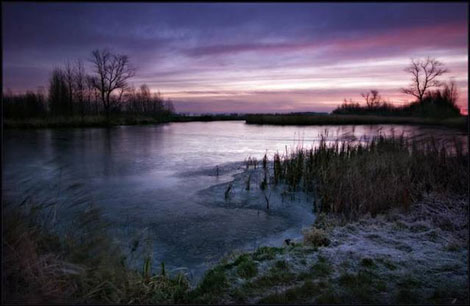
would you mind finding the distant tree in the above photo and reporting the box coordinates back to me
[165,99,175,114]
[86,75,100,114]
[64,61,75,115]
[48,68,69,116]
[4,90,46,119]
[414,79,461,117]
[89,48,135,120]
[443,79,458,106]
[139,84,151,113]
[361,89,382,108]
[73,59,87,118]
[401,57,448,103]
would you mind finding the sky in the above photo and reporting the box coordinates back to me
[2,2,468,114]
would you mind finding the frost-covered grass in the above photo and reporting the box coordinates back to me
[188,193,468,304]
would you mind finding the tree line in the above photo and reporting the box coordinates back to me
[3,48,174,120]
[333,57,461,118]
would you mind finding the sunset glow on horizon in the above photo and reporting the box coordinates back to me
[3,3,468,114]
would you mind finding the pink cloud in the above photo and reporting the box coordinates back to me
[185,21,467,59]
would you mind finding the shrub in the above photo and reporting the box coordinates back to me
[303,228,330,247]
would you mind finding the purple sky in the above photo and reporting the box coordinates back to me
[2,2,468,113]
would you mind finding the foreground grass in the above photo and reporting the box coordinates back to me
[2,202,190,304]
[245,114,468,130]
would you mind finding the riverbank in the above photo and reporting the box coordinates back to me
[3,114,245,129]
[245,114,468,130]
[4,113,467,131]
[191,192,468,304]
[187,139,468,303]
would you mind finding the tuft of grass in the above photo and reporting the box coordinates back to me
[303,228,330,247]
[274,259,289,270]
[258,280,318,304]
[337,269,382,303]
[315,288,343,304]
[243,262,296,291]
[360,257,376,268]
[236,258,258,279]
[224,183,232,200]
[252,246,284,261]
[310,256,333,277]
[229,287,248,303]
[245,174,251,191]
[245,156,258,169]
[260,172,268,190]
[397,275,421,289]
[188,266,228,303]
[376,258,397,271]
[396,289,419,304]
[445,241,462,252]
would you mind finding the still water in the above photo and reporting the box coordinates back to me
[3,121,466,280]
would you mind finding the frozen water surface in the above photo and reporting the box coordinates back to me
[3,121,466,281]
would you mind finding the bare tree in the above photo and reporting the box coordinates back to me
[48,68,69,116]
[165,99,175,114]
[73,59,86,118]
[401,57,448,103]
[89,48,135,120]
[444,79,458,106]
[86,75,100,115]
[361,89,382,108]
[64,61,75,115]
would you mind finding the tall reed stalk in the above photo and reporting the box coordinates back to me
[269,135,467,218]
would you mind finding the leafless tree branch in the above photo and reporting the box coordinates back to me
[401,57,448,102]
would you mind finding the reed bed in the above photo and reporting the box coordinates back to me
[269,135,468,218]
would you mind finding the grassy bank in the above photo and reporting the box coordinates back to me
[245,114,468,130]
[190,193,468,304]
[3,114,245,129]
[2,201,191,304]
[6,193,466,304]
